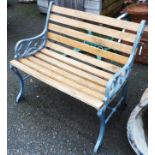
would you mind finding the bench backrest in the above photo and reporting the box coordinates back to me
[46,4,143,68]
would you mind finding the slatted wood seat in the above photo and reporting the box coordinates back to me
[10,1,146,153]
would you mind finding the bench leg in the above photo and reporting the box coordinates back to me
[93,82,128,153]
[93,109,106,153]
[10,65,25,103]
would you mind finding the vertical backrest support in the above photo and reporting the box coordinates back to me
[128,20,146,67]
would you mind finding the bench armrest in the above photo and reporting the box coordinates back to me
[14,1,54,59]
[103,20,146,103]
[14,33,46,59]
[104,63,131,101]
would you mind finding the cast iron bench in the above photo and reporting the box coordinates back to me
[10,1,146,153]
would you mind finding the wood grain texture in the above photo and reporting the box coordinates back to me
[35,52,108,86]
[48,23,132,54]
[51,5,139,32]
[20,58,104,100]
[28,56,105,93]
[10,60,104,109]
[48,32,129,64]
[50,14,136,43]
[41,48,113,79]
[46,41,121,73]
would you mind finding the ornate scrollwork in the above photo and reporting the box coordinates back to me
[14,33,46,59]
[104,65,131,100]
[14,1,54,59]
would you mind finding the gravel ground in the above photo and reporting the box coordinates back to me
[7,1,148,155]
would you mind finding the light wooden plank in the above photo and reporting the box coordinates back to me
[20,58,103,100]
[41,48,113,80]
[50,14,136,43]
[46,41,121,73]
[35,52,107,86]
[48,23,132,54]
[10,60,104,109]
[28,56,105,93]
[48,32,129,64]
[52,5,139,32]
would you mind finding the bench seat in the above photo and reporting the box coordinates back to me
[11,44,119,109]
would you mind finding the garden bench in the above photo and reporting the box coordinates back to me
[10,1,146,153]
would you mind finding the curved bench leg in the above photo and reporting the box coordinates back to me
[93,110,106,153]
[10,65,25,103]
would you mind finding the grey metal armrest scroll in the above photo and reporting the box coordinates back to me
[14,33,46,59]
[14,1,54,59]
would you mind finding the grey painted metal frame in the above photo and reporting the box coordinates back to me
[94,20,146,153]
[10,1,54,102]
[10,65,25,103]
[10,2,146,153]
[14,1,54,59]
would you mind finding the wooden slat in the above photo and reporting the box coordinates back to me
[46,41,121,73]
[52,5,139,32]
[48,32,129,64]
[10,60,104,109]
[28,56,105,93]
[41,48,113,80]
[20,58,104,100]
[50,14,136,43]
[48,23,132,54]
[35,53,107,86]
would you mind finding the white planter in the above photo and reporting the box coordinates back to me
[127,89,148,155]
